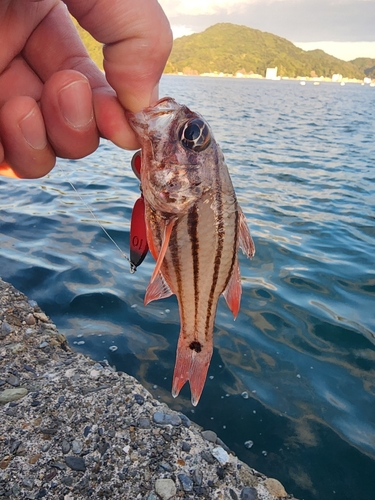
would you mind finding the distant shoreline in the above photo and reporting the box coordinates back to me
[163,73,375,85]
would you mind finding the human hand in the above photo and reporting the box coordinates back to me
[0,0,172,178]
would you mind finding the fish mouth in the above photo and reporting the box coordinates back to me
[126,97,181,138]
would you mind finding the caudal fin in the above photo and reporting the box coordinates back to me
[172,335,213,406]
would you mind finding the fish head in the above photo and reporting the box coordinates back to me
[126,97,222,214]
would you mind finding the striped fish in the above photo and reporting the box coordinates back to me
[126,97,255,405]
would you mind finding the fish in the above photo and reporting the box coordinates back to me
[126,97,255,405]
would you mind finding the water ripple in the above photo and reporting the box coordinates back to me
[1,77,375,500]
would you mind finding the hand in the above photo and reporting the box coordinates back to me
[0,0,172,178]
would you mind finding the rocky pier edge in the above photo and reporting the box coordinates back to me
[0,277,296,500]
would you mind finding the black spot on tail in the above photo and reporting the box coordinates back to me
[189,341,202,353]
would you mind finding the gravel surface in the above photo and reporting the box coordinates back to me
[0,277,296,500]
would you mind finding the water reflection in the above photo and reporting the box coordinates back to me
[0,77,374,500]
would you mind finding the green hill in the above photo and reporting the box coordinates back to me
[164,23,367,79]
[70,19,373,80]
[350,57,375,79]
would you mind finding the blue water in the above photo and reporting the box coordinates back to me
[1,76,375,500]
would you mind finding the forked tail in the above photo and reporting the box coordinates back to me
[172,334,213,406]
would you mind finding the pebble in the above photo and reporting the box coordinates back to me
[192,467,203,486]
[1,321,13,336]
[65,456,86,472]
[138,417,151,429]
[6,374,20,387]
[153,411,181,426]
[178,473,194,492]
[216,437,230,453]
[154,478,176,500]
[201,429,217,443]
[41,443,50,452]
[201,450,216,464]
[34,312,48,322]
[71,439,83,454]
[22,477,34,489]
[0,456,11,469]
[26,314,36,326]
[61,440,70,454]
[181,441,191,453]
[212,446,230,465]
[178,413,191,427]
[0,387,28,403]
[134,394,145,405]
[241,487,259,500]
[264,478,288,498]
[10,440,22,454]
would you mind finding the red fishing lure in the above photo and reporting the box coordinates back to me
[129,151,149,269]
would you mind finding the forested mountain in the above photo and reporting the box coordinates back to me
[72,19,373,80]
[350,58,375,78]
[164,23,368,79]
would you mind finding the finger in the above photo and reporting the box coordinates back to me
[23,2,139,149]
[65,0,172,112]
[40,70,99,159]
[0,56,43,108]
[0,96,55,178]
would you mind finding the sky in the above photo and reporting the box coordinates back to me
[158,0,375,61]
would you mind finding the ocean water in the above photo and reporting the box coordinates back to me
[1,76,374,500]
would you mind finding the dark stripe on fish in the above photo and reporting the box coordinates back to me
[169,222,185,336]
[187,205,200,335]
[223,206,239,291]
[205,149,224,340]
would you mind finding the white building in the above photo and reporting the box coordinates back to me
[266,67,278,80]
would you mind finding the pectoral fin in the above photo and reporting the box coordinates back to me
[144,272,173,305]
[150,216,177,283]
[223,259,242,319]
[239,207,255,258]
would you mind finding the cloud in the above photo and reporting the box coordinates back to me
[170,25,195,39]
[160,0,251,17]
[159,0,375,43]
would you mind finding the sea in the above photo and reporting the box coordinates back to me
[1,76,374,500]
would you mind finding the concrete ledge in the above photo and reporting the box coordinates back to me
[0,278,295,500]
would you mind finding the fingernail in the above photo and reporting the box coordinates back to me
[58,80,94,129]
[19,107,47,150]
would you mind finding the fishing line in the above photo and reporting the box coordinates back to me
[56,164,136,274]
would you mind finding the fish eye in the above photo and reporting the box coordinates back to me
[179,118,211,152]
